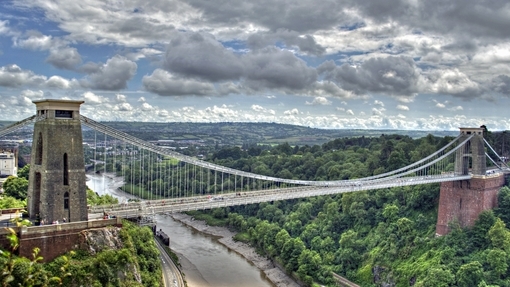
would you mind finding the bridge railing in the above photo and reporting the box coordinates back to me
[90,173,474,218]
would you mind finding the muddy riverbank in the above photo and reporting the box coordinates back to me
[170,213,302,287]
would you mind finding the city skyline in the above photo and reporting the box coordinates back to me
[0,0,509,131]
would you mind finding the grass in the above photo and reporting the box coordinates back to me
[233,232,251,243]
[185,211,227,226]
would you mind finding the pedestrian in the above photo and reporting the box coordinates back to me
[63,217,66,223]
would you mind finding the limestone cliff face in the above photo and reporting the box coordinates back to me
[81,226,124,255]
[80,227,142,284]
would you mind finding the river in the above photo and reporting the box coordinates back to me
[86,174,275,287]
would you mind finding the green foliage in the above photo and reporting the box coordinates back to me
[86,189,119,206]
[488,218,510,251]
[186,210,227,226]
[0,228,69,287]
[495,186,510,225]
[456,261,484,287]
[0,196,25,209]
[0,220,162,286]
[17,164,30,180]
[196,133,510,286]
[2,176,28,200]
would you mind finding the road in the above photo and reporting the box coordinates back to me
[155,237,185,287]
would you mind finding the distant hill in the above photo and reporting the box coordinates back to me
[94,122,458,146]
[1,120,457,146]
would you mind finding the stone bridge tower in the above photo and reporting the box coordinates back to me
[436,127,505,236]
[454,128,486,176]
[27,99,88,224]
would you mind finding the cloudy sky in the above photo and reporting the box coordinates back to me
[0,0,509,131]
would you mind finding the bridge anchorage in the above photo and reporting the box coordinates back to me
[0,99,508,241]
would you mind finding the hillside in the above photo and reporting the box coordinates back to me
[1,120,457,146]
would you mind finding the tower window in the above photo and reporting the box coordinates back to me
[55,110,73,118]
[35,133,43,165]
[64,192,69,209]
[63,153,69,186]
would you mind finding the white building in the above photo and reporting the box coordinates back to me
[0,150,17,178]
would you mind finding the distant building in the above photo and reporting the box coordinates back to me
[0,145,18,178]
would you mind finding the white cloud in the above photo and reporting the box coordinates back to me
[114,102,133,111]
[14,32,53,50]
[448,106,463,111]
[284,108,299,115]
[9,95,33,107]
[82,91,108,105]
[80,55,137,90]
[46,76,75,89]
[3,0,510,130]
[125,48,163,61]
[115,94,127,103]
[141,102,153,111]
[396,104,409,111]
[305,96,332,105]
[158,109,170,118]
[0,20,11,36]
[143,69,215,96]
[427,69,480,99]
[0,65,46,87]
[372,107,385,116]
[251,105,264,112]
[374,100,384,106]
[47,47,82,70]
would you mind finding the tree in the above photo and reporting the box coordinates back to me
[486,249,508,278]
[382,204,399,222]
[419,266,454,287]
[336,230,363,272]
[0,196,25,209]
[282,238,305,272]
[456,261,484,287]
[297,249,322,283]
[488,218,510,252]
[86,189,119,206]
[2,176,28,200]
[495,186,510,225]
[17,164,30,180]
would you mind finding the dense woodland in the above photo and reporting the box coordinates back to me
[189,132,510,287]
[104,130,510,286]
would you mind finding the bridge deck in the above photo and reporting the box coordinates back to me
[90,174,473,219]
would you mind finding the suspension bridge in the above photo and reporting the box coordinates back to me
[0,101,509,226]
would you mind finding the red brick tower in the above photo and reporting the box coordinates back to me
[436,127,506,235]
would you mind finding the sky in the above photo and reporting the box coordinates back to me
[0,0,509,131]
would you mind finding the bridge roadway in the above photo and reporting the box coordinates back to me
[90,173,473,219]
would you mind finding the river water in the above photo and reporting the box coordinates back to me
[86,174,274,287]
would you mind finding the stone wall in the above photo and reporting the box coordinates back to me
[436,173,506,236]
[0,218,122,262]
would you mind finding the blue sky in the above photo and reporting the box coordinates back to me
[0,0,509,131]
